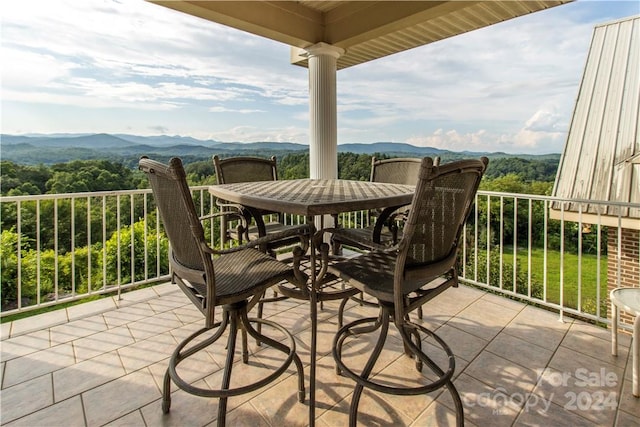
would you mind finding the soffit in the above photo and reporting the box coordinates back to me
[150,1,572,70]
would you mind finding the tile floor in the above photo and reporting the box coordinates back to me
[1,282,638,426]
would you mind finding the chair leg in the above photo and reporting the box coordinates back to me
[241,310,306,403]
[163,302,305,423]
[349,310,390,427]
[404,325,423,372]
[338,297,349,328]
[256,293,265,347]
[241,322,249,364]
[334,305,463,427]
[334,313,384,376]
[218,311,240,426]
[163,314,230,414]
[162,369,172,413]
[397,322,463,427]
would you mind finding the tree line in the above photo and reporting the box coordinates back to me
[1,153,558,196]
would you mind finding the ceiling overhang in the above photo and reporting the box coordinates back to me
[150,1,572,70]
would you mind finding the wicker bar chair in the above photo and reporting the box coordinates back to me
[213,155,309,254]
[213,155,312,338]
[139,157,307,426]
[331,156,426,254]
[325,156,488,427]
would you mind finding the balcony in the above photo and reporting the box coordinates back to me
[2,279,639,426]
[1,187,639,425]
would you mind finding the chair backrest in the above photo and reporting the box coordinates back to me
[139,157,216,318]
[370,157,424,185]
[213,155,278,184]
[398,157,488,286]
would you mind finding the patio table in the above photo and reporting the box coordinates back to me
[209,178,415,425]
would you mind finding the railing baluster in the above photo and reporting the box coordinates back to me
[596,211,602,319]
[102,196,107,292]
[486,195,491,287]
[559,202,565,322]
[87,196,92,294]
[71,197,76,298]
[513,196,518,295]
[54,199,59,303]
[17,200,22,310]
[528,199,532,298]
[499,195,504,290]
[578,205,583,313]
[117,194,121,299]
[474,193,478,283]
[36,200,41,305]
[543,199,548,302]
[143,193,149,282]
[130,193,135,288]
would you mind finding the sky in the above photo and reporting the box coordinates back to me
[2,1,639,154]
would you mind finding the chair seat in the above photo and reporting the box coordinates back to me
[190,248,294,305]
[329,251,395,301]
[329,251,442,303]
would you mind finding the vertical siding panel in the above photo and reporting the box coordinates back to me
[554,27,606,201]
[573,24,617,201]
[591,21,630,213]
[611,18,640,217]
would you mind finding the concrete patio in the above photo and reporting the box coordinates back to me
[1,281,638,426]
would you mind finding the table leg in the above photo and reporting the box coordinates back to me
[309,217,317,426]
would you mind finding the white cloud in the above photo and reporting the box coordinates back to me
[524,108,565,133]
[406,129,491,152]
[206,125,308,144]
[209,106,265,114]
[405,116,568,155]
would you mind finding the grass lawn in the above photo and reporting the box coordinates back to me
[469,246,609,316]
[514,247,608,314]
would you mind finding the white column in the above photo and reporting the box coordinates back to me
[305,43,344,180]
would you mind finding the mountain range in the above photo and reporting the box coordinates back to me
[0,133,560,165]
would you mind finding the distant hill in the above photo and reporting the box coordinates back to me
[0,133,560,165]
[339,142,447,156]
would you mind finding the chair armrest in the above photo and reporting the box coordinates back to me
[314,227,393,252]
[213,200,253,220]
[212,223,312,255]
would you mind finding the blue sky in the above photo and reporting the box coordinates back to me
[2,1,639,154]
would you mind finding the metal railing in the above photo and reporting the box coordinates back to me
[460,192,638,326]
[2,188,638,327]
[0,186,214,317]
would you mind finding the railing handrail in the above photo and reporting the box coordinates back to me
[0,185,211,202]
[3,187,639,210]
[478,189,640,210]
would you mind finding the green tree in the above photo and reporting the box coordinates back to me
[1,229,21,308]
[103,219,169,285]
[279,153,309,179]
[185,160,216,185]
[1,161,51,195]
